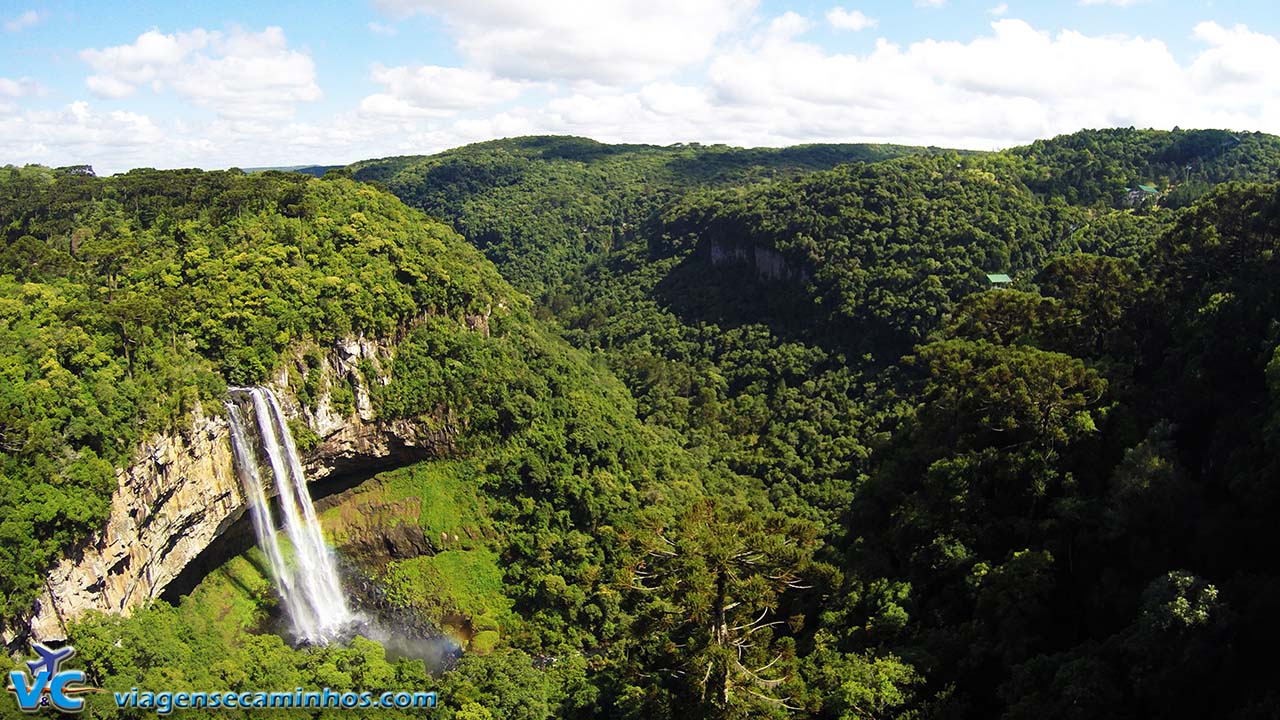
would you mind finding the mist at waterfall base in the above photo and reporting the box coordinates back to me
[225,387,459,667]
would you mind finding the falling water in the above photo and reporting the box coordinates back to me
[225,387,356,644]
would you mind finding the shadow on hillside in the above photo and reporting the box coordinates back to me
[650,243,819,345]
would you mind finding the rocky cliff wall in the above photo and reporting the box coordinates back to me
[707,240,810,283]
[16,334,454,643]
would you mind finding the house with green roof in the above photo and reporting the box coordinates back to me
[986,273,1012,289]
[1125,184,1159,206]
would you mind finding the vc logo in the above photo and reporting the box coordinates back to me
[7,643,92,713]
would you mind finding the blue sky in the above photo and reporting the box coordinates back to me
[2,0,1278,173]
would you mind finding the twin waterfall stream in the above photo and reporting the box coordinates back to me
[224,387,357,645]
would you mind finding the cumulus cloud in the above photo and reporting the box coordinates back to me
[4,9,39,33]
[0,77,39,98]
[0,77,41,114]
[80,26,320,118]
[765,11,813,44]
[359,64,531,118]
[11,11,1280,175]
[827,8,877,31]
[639,83,712,116]
[0,102,165,170]
[372,0,756,84]
[688,16,1280,148]
[1189,21,1280,94]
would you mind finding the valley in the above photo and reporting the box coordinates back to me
[4,128,1280,718]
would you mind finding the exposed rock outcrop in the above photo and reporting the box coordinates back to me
[707,240,810,283]
[14,333,456,644]
[24,407,239,642]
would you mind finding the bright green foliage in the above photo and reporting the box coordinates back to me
[800,639,924,720]
[0,165,516,623]
[382,549,513,637]
[65,551,433,720]
[434,648,560,720]
[346,461,492,544]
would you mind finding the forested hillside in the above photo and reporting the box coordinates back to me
[0,166,729,718]
[349,136,939,296]
[0,166,512,621]
[4,127,1280,719]
[350,128,1280,718]
[1012,127,1280,206]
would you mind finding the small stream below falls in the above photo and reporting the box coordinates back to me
[246,559,462,671]
[211,386,462,670]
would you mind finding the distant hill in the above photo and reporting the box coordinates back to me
[348,135,947,294]
[244,164,342,177]
[1010,127,1280,205]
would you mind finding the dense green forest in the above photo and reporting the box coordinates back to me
[350,128,1280,718]
[347,137,942,296]
[4,127,1280,718]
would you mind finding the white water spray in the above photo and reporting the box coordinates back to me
[225,387,356,644]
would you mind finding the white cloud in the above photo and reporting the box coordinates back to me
[372,0,756,85]
[827,7,876,31]
[0,77,41,114]
[368,21,397,36]
[13,14,1280,176]
[1080,0,1148,5]
[0,102,165,170]
[639,83,712,116]
[697,17,1279,149]
[766,11,813,43]
[917,0,947,7]
[81,29,211,95]
[360,64,531,118]
[989,3,1009,16]
[1189,22,1280,94]
[4,9,39,33]
[84,74,136,99]
[80,27,320,119]
[0,77,39,98]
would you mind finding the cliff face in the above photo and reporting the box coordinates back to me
[707,240,810,283]
[19,334,454,643]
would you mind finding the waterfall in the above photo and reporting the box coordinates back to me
[224,387,356,644]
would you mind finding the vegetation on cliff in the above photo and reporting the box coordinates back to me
[0,166,530,624]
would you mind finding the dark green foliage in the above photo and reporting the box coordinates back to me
[1011,127,1280,206]
[656,152,1074,354]
[356,131,1280,717]
[351,137,933,297]
[833,182,1280,717]
[617,496,823,719]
